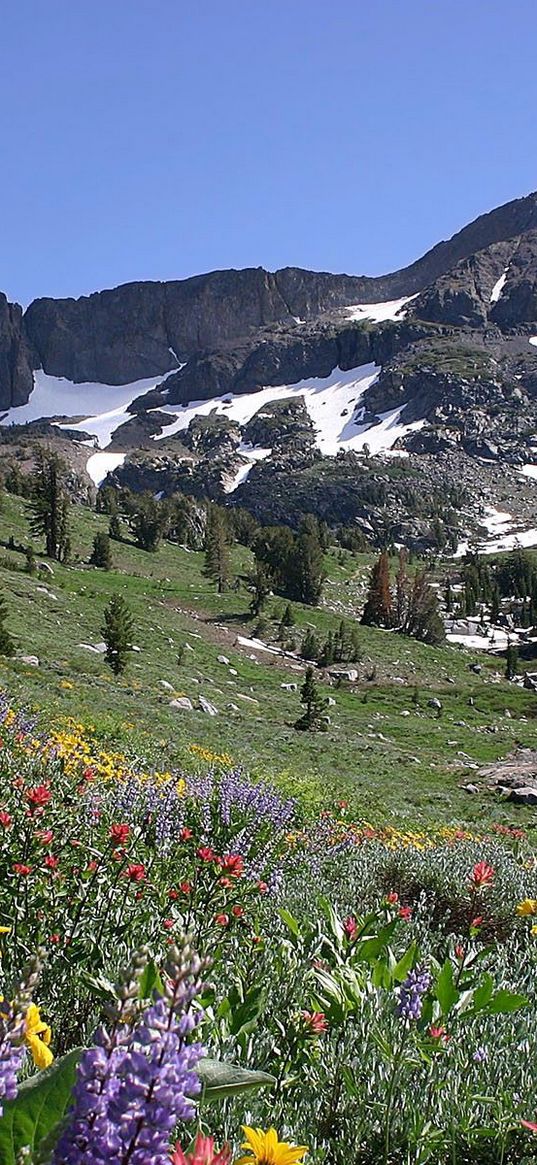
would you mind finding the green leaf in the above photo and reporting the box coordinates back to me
[0,1048,82,1165]
[392,942,418,984]
[435,961,459,1016]
[138,959,164,1000]
[471,973,494,1012]
[279,908,300,940]
[198,1057,275,1102]
[486,989,528,1015]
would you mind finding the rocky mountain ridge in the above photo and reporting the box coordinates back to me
[1,189,537,409]
[3,189,537,553]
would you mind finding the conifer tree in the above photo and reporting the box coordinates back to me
[132,496,164,552]
[204,506,231,593]
[281,603,295,628]
[249,562,271,618]
[292,531,325,605]
[90,532,112,570]
[25,546,37,576]
[295,666,326,730]
[300,629,319,661]
[102,594,134,675]
[361,552,393,628]
[505,641,518,680]
[28,448,70,562]
[109,514,122,541]
[0,593,15,657]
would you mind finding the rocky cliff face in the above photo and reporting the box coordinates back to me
[1,189,537,413]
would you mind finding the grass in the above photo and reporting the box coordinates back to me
[1,491,537,825]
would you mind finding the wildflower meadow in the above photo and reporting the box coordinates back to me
[1,694,537,1163]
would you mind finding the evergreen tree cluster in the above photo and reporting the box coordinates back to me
[361,550,445,646]
[28,448,71,563]
[458,550,537,626]
[252,515,325,606]
[300,620,362,666]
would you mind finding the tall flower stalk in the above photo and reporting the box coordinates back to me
[53,940,208,1165]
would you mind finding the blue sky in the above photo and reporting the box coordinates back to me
[1,0,537,305]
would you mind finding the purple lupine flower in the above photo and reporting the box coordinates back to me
[396,966,432,1021]
[0,1019,25,1117]
[53,941,206,1165]
[473,1046,488,1063]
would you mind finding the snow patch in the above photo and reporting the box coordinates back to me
[529,337,537,347]
[152,364,423,457]
[345,296,417,323]
[223,445,272,494]
[521,464,537,481]
[86,452,126,487]
[490,269,508,303]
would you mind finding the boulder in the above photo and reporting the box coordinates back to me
[19,655,39,667]
[508,786,537,805]
[160,680,175,691]
[198,696,218,716]
[170,697,193,711]
[427,698,442,710]
[38,562,54,576]
[217,655,230,665]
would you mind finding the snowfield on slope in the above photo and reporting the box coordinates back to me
[345,296,417,323]
[152,363,426,460]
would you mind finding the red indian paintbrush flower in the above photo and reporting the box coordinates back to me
[179,882,192,895]
[110,823,130,845]
[25,786,51,811]
[180,827,193,841]
[13,863,32,876]
[0,811,12,828]
[469,861,494,890]
[197,846,217,862]
[35,829,54,844]
[125,863,146,882]
[220,853,244,877]
[215,913,229,926]
[43,855,59,870]
[386,891,399,905]
[399,906,412,921]
[301,1010,328,1035]
[170,1132,231,1165]
[343,916,358,941]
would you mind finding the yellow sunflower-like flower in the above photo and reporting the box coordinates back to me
[238,1126,308,1165]
[516,899,537,917]
[24,1003,53,1069]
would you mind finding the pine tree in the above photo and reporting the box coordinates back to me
[295,666,326,730]
[90,532,112,570]
[361,552,392,627]
[281,603,295,628]
[28,448,70,562]
[505,641,518,680]
[109,514,122,541]
[204,506,231,593]
[300,629,319,661]
[132,496,164,552]
[319,631,335,667]
[291,531,325,605]
[249,562,271,618]
[403,572,445,645]
[25,546,37,576]
[102,594,134,675]
[0,593,15,657]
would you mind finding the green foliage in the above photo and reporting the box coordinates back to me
[90,532,112,570]
[101,593,134,674]
[27,448,71,562]
[204,505,231,593]
[0,593,15,657]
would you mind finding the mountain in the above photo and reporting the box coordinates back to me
[3,189,537,553]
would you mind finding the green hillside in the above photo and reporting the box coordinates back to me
[0,492,535,825]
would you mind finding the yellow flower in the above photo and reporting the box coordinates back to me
[24,1004,53,1069]
[532,925,537,937]
[0,926,11,934]
[238,1126,308,1165]
[516,899,537,917]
